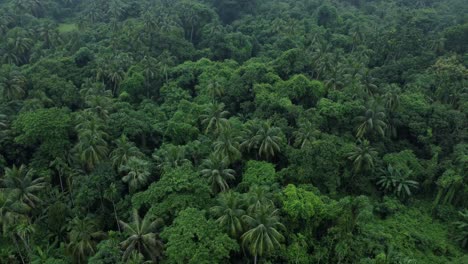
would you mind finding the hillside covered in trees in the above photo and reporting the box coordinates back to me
[0,0,467,263]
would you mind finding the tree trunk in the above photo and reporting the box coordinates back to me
[58,173,65,193]
[112,200,121,232]
[13,236,26,264]
[254,255,257,264]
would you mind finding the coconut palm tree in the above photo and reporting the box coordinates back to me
[157,51,175,84]
[201,102,229,135]
[153,144,190,171]
[206,78,225,100]
[383,84,401,112]
[355,101,387,138]
[110,135,143,169]
[454,209,468,249]
[120,157,151,193]
[1,165,46,210]
[119,209,164,263]
[14,0,44,17]
[214,127,242,163]
[37,21,59,48]
[377,165,419,198]
[0,66,26,100]
[201,154,235,193]
[74,114,109,171]
[66,217,104,264]
[74,130,109,171]
[253,122,283,160]
[293,121,319,148]
[0,191,28,236]
[347,139,378,173]
[103,183,121,232]
[241,204,285,264]
[211,191,245,238]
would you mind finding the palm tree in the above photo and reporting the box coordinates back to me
[1,165,46,210]
[153,144,190,171]
[201,102,229,134]
[104,183,121,232]
[14,0,44,17]
[377,165,419,198]
[119,157,151,193]
[0,191,28,236]
[245,185,273,213]
[253,122,283,160]
[201,154,235,193]
[110,135,143,169]
[361,69,379,96]
[0,66,26,100]
[49,157,70,193]
[214,127,242,163]
[74,115,109,171]
[293,121,319,148]
[211,191,245,238]
[140,56,158,97]
[347,139,378,173]
[240,121,260,153]
[355,101,387,138]
[95,59,126,96]
[74,130,109,171]
[3,29,33,64]
[0,12,13,36]
[119,209,164,263]
[206,78,225,100]
[383,84,401,112]
[37,21,59,48]
[454,209,468,249]
[241,204,285,264]
[67,217,104,264]
[157,51,175,84]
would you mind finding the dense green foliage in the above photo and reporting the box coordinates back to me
[0,0,467,263]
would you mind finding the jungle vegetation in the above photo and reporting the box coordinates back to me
[0,0,467,263]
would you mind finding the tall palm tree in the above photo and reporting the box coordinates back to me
[240,121,260,153]
[241,204,285,264]
[74,115,109,171]
[293,121,319,148]
[3,29,33,64]
[214,127,242,163]
[119,157,151,193]
[347,139,378,173]
[153,144,190,171]
[37,21,59,48]
[110,135,143,169]
[67,217,104,264]
[245,185,273,213]
[454,209,468,249]
[1,165,46,210]
[0,12,13,36]
[206,78,225,100]
[201,154,235,193]
[0,191,28,236]
[253,122,283,160]
[119,209,164,263]
[0,66,26,100]
[211,191,245,238]
[383,84,401,112]
[14,0,44,17]
[104,183,121,232]
[201,102,229,135]
[355,101,387,138]
[157,51,175,84]
[377,165,419,198]
[74,131,109,171]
